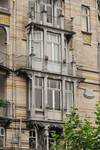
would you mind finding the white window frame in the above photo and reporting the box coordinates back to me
[47,79,61,110]
[65,82,74,113]
[0,127,5,149]
[29,31,43,59]
[35,77,44,110]
[82,5,90,32]
[47,32,61,62]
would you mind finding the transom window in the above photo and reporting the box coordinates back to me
[47,79,61,110]
[65,82,73,112]
[35,77,43,109]
[47,32,61,62]
[82,5,90,32]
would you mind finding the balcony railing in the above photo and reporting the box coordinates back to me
[29,11,73,31]
[0,51,9,68]
[15,55,73,75]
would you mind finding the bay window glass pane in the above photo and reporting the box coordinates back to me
[47,42,52,60]
[65,82,73,112]
[48,89,53,109]
[54,44,59,61]
[47,6,52,23]
[34,42,41,58]
[47,32,60,62]
[55,91,60,110]
[35,88,42,109]
[29,31,43,58]
[50,80,56,88]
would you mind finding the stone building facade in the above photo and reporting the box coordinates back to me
[0,0,100,149]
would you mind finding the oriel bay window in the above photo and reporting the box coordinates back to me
[47,32,61,62]
[47,79,61,110]
[65,82,74,112]
[82,5,90,32]
[35,77,44,109]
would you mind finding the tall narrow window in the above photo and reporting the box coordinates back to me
[47,79,61,110]
[65,82,73,112]
[0,76,5,99]
[55,0,63,26]
[35,77,43,109]
[47,32,61,62]
[29,31,43,59]
[40,0,52,24]
[82,6,90,32]
[29,128,38,149]
[0,127,5,148]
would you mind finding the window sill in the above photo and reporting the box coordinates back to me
[81,31,92,35]
[0,8,10,15]
[35,109,44,112]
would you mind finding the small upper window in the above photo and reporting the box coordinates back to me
[82,6,90,32]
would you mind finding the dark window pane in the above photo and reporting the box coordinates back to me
[35,88,42,109]
[0,137,4,147]
[47,6,52,23]
[55,91,60,110]
[39,78,42,86]
[65,93,67,110]
[50,80,56,88]
[0,0,9,9]
[29,137,36,149]
[1,128,4,135]
[47,89,53,109]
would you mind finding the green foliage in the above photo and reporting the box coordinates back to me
[51,102,100,150]
[0,99,8,107]
[93,101,100,150]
